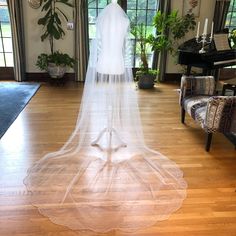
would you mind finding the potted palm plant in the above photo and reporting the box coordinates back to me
[35,0,75,79]
[131,23,158,89]
[131,10,196,88]
[147,10,196,80]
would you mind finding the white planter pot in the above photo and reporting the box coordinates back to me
[47,63,66,78]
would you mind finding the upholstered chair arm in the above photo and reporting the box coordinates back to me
[204,96,236,133]
[179,75,216,106]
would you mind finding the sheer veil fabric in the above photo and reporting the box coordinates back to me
[24,1,187,233]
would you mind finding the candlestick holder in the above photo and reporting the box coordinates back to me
[196,34,213,54]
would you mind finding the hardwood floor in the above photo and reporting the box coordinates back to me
[0,81,236,236]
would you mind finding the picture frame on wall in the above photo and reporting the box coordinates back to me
[183,0,201,17]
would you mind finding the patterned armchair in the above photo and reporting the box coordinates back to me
[180,75,236,151]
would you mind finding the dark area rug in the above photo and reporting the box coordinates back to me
[0,82,40,139]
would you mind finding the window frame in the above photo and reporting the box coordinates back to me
[226,0,236,31]
[0,0,14,68]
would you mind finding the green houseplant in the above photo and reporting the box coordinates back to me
[147,10,196,52]
[131,23,158,89]
[36,0,75,78]
[132,10,196,88]
[147,10,196,80]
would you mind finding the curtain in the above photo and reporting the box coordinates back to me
[213,0,231,33]
[74,0,89,82]
[6,0,25,82]
[153,0,171,81]
[119,0,127,11]
[151,0,161,70]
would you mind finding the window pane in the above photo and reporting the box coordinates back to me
[135,55,141,67]
[98,0,107,8]
[226,12,232,27]
[88,0,96,8]
[231,14,236,26]
[0,39,2,52]
[98,8,103,14]
[127,0,136,9]
[225,0,236,69]
[146,44,152,54]
[3,38,12,52]
[147,54,153,67]
[130,40,136,52]
[146,26,155,35]
[147,10,156,25]
[88,8,97,23]
[137,0,147,9]
[231,0,236,11]
[148,0,158,9]
[5,52,13,66]
[0,52,5,66]
[89,24,96,38]
[1,22,11,37]
[127,9,137,22]
[135,41,141,54]
[0,6,9,22]
[137,10,146,24]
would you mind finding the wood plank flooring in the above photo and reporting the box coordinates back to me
[0,81,236,236]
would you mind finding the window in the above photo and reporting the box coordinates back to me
[126,0,158,67]
[88,0,158,68]
[88,0,111,40]
[225,0,236,68]
[0,0,13,67]
[225,0,236,31]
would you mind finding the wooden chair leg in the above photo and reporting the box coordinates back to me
[181,108,186,124]
[205,133,213,152]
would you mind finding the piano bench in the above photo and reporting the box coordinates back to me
[180,75,236,151]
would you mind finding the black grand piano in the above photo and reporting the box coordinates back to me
[178,35,236,76]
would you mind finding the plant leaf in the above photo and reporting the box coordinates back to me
[38,16,48,25]
[54,12,61,25]
[42,0,52,11]
[56,7,69,21]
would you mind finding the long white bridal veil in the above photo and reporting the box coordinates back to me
[24,1,187,233]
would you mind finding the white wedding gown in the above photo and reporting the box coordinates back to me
[24,1,187,233]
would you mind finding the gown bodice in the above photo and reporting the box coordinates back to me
[96,3,129,75]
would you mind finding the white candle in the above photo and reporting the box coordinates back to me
[196,21,200,38]
[210,22,214,38]
[203,18,208,35]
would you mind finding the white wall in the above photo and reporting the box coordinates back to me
[23,1,75,72]
[166,0,216,73]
